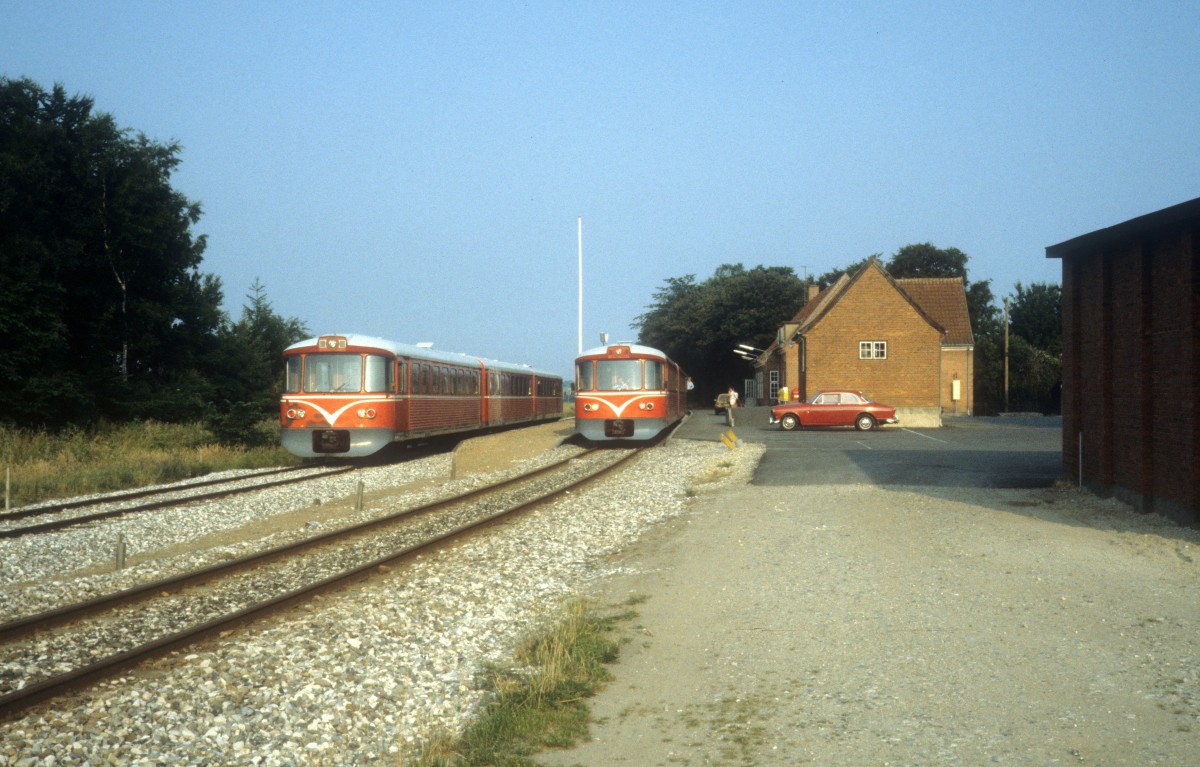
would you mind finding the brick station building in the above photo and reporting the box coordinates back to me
[1047,196,1200,526]
[754,259,974,427]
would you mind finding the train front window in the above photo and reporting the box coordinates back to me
[305,354,363,393]
[364,355,391,392]
[284,357,302,393]
[596,359,642,391]
[575,361,594,391]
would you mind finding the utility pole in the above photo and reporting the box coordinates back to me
[577,216,583,355]
[1003,297,1010,413]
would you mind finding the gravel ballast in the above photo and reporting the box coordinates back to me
[3,419,1198,766]
[0,427,760,766]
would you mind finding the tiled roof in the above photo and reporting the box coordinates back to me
[782,261,974,348]
[896,278,975,346]
[789,274,849,330]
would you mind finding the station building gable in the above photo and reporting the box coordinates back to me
[757,259,974,426]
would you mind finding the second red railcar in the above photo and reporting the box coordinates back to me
[573,343,689,441]
[281,334,563,458]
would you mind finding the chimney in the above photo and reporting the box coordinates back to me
[807,284,820,302]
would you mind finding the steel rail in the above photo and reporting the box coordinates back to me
[0,449,595,640]
[0,465,315,521]
[0,466,357,539]
[0,444,636,720]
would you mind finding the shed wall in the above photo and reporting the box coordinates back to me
[1060,227,1198,526]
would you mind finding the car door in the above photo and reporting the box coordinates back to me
[829,392,860,426]
[809,392,840,426]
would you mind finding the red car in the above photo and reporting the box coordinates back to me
[770,390,898,431]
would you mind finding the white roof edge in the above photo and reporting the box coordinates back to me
[283,334,560,378]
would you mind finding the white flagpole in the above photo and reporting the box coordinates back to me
[577,216,583,354]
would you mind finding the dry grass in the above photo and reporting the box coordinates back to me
[410,597,635,766]
[0,420,298,507]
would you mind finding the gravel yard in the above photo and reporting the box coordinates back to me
[537,477,1200,766]
[3,418,1198,767]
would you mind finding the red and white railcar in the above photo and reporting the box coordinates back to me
[280,334,563,458]
[574,343,689,441]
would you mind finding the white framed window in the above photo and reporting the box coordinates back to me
[859,341,887,360]
[768,370,779,401]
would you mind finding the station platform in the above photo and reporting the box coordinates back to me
[673,405,770,443]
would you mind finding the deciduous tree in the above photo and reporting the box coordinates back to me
[634,264,807,399]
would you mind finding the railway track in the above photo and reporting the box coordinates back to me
[0,465,356,538]
[0,443,645,720]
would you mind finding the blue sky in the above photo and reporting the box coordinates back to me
[4,2,1198,378]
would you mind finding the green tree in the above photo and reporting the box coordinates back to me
[0,77,221,426]
[1002,282,1062,413]
[887,242,968,278]
[1008,282,1062,356]
[885,243,998,337]
[204,279,309,445]
[634,264,808,400]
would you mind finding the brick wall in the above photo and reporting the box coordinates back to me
[1060,226,1198,526]
[941,347,973,415]
[803,266,942,407]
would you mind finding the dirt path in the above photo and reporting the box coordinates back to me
[537,481,1200,766]
[452,419,577,475]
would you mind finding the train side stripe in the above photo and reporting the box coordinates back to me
[285,397,391,426]
[577,393,662,417]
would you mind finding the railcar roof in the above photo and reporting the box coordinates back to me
[285,334,560,379]
[577,343,670,360]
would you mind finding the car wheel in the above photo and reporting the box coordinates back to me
[855,413,876,431]
[780,414,800,431]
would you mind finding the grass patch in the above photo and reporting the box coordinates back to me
[0,420,298,507]
[413,597,637,766]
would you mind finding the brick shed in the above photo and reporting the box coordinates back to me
[1047,196,1200,526]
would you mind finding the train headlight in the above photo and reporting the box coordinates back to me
[639,402,654,411]
[357,408,377,419]
[286,408,306,420]
[583,403,598,412]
